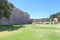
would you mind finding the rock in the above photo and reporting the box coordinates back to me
[0,7,30,25]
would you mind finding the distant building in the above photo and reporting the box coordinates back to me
[32,18,58,24]
[52,18,58,24]
[53,18,58,22]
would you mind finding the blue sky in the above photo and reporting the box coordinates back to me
[9,0,60,19]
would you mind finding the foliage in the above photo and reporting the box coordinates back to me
[33,19,39,22]
[42,18,50,22]
[50,12,60,22]
[0,0,14,19]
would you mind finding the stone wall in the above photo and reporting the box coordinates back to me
[0,8,30,25]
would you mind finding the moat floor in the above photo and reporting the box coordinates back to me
[0,24,60,40]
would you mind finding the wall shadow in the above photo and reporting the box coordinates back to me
[0,25,25,32]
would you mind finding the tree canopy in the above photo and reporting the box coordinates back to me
[42,18,50,22]
[33,19,39,22]
[50,12,60,22]
[0,0,14,19]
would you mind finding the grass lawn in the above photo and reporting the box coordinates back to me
[0,24,60,40]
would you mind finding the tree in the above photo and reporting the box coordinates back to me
[42,18,50,22]
[33,19,39,22]
[50,12,60,22]
[0,0,14,19]
[50,14,56,21]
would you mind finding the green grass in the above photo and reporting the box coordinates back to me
[0,24,60,40]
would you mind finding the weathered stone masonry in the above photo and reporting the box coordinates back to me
[0,8,30,25]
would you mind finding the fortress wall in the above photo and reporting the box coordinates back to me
[0,8,30,25]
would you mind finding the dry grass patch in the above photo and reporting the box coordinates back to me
[0,28,24,38]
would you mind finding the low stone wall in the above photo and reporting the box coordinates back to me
[32,22,59,24]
